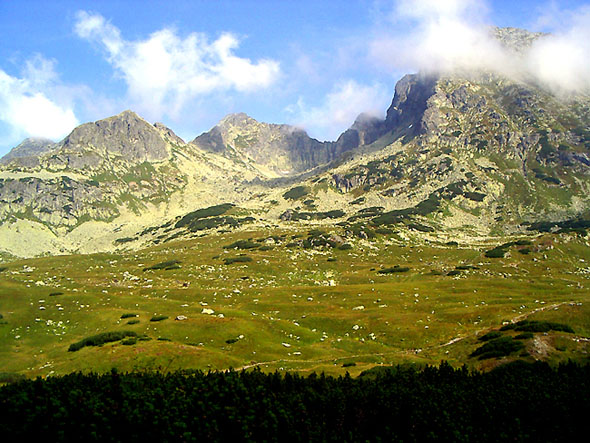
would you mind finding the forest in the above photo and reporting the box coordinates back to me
[1,361,588,441]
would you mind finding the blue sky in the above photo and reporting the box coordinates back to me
[1,0,589,156]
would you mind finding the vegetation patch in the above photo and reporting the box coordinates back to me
[501,320,574,334]
[115,237,137,244]
[282,210,345,221]
[526,218,590,233]
[223,240,260,250]
[68,331,138,352]
[484,246,507,258]
[470,336,525,360]
[378,266,410,274]
[143,260,181,271]
[223,256,253,265]
[478,331,503,342]
[175,203,235,229]
[150,315,168,322]
[120,313,138,319]
[283,186,309,200]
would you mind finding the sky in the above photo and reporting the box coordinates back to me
[1,0,589,156]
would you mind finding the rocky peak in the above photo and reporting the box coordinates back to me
[192,113,334,174]
[384,73,439,138]
[491,26,547,53]
[60,110,169,163]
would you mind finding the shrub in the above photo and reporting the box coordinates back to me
[342,362,357,368]
[157,337,172,341]
[283,186,309,200]
[120,313,138,319]
[127,319,140,325]
[408,223,434,232]
[484,247,507,258]
[68,331,138,352]
[115,237,136,244]
[225,338,239,344]
[143,260,181,271]
[121,338,137,345]
[501,320,574,334]
[378,266,410,274]
[224,256,253,265]
[175,203,235,228]
[375,228,394,235]
[463,192,486,202]
[49,292,63,297]
[338,243,353,250]
[0,267,7,273]
[224,240,260,250]
[150,315,168,322]
[470,336,525,360]
[478,331,503,342]
[515,332,534,340]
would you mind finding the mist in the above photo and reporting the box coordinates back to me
[370,0,590,96]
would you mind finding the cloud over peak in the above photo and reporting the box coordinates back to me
[74,11,281,121]
[371,0,590,95]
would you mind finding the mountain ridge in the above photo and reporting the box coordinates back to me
[1,27,589,258]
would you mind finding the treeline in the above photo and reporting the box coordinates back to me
[1,361,589,441]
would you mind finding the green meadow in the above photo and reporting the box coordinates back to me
[1,227,589,379]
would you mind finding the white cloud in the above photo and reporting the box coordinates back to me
[74,11,281,120]
[370,0,590,95]
[526,5,590,94]
[289,80,388,141]
[0,57,78,148]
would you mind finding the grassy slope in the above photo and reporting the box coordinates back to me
[0,227,589,378]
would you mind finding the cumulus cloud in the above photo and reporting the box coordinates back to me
[370,0,590,95]
[0,56,78,148]
[288,80,388,141]
[74,11,281,120]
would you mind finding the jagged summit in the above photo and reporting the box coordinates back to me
[60,109,169,164]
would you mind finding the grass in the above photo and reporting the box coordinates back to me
[0,228,588,378]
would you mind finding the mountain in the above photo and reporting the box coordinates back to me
[0,137,56,167]
[192,113,341,175]
[0,27,589,258]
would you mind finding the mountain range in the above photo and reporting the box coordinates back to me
[1,27,589,258]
